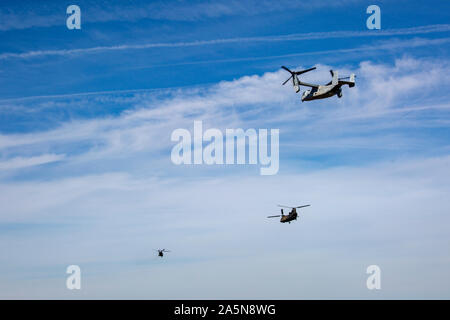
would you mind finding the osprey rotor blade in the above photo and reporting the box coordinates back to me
[281,66,293,73]
[295,67,316,75]
[282,66,315,86]
[282,75,293,85]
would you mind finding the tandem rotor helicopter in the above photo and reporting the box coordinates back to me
[281,66,355,101]
[267,205,311,224]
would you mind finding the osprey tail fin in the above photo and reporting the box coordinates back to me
[330,70,338,86]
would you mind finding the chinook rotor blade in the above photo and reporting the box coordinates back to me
[278,204,310,208]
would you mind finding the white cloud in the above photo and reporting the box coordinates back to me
[0,153,65,170]
[0,56,449,169]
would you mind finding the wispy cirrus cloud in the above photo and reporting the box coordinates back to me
[0,153,65,170]
[0,24,449,60]
[0,0,362,31]
[0,56,449,173]
[123,36,450,71]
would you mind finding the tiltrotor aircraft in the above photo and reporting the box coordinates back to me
[281,66,355,101]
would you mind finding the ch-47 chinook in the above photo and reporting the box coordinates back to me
[155,249,170,257]
[267,205,311,224]
[281,66,355,101]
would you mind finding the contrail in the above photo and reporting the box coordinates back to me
[0,24,449,60]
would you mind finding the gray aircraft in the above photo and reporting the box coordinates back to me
[267,205,311,224]
[282,66,355,101]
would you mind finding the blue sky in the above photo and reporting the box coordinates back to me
[0,0,450,299]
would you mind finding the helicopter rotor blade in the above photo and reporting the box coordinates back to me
[267,215,281,218]
[281,66,315,86]
[281,66,293,73]
[282,75,293,85]
[282,66,316,76]
[295,67,316,75]
[278,204,310,208]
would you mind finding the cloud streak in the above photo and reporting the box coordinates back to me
[0,24,449,60]
[0,0,363,31]
[0,153,65,170]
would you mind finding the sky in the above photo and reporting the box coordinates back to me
[0,0,449,299]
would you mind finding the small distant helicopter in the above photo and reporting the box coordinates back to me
[267,205,311,223]
[281,66,355,101]
[155,249,171,257]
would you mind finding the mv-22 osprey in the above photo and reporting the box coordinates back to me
[267,205,311,224]
[281,66,355,102]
